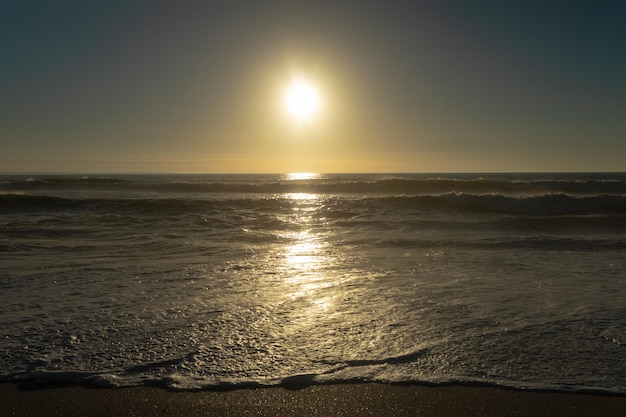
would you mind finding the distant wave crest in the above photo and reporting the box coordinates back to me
[3,175,626,196]
[392,192,626,215]
[2,191,626,217]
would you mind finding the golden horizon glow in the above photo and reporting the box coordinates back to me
[283,78,320,122]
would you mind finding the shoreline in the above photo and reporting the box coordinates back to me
[2,382,626,417]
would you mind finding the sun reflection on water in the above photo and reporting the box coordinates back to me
[286,172,320,181]
[283,230,326,285]
[285,192,318,201]
[278,191,336,314]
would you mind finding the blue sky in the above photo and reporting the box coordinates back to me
[2,1,625,173]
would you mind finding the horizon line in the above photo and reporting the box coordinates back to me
[2,170,626,176]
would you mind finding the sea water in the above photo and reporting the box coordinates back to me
[1,173,625,392]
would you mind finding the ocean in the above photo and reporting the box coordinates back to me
[1,173,625,393]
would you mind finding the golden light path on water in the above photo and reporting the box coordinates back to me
[280,189,335,317]
[233,172,406,378]
[270,185,412,378]
[283,229,331,309]
[286,172,319,181]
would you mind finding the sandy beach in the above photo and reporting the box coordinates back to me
[2,382,625,417]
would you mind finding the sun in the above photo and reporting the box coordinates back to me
[284,78,320,122]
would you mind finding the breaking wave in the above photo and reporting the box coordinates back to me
[2,173,626,196]
[2,192,625,217]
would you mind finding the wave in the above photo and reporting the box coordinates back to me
[3,174,626,196]
[2,192,626,217]
[384,193,626,215]
[0,194,286,216]
[377,236,626,251]
[4,367,625,394]
[0,177,128,191]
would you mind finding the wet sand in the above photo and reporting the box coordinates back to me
[1,382,625,417]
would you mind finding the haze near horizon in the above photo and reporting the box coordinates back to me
[1,1,625,173]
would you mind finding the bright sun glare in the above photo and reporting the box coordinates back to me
[284,78,320,122]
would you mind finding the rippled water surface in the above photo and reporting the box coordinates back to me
[1,173,625,391]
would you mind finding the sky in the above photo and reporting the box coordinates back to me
[1,0,625,173]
